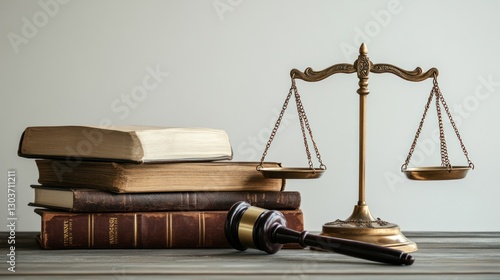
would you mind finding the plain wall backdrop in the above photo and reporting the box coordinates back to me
[1,0,499,232]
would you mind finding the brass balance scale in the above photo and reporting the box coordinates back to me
[257,43,474,253]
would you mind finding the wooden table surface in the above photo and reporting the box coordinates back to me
[1,231,499,279]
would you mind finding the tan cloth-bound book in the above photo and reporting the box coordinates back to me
[35,160,286,193]
[18,125,233,163]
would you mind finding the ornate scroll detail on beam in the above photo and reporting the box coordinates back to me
[371,64,439,82]
[290,63,356,82]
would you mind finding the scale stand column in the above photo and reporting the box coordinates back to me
[319,44,417,253]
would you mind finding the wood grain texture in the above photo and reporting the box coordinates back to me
[1,232,499,279]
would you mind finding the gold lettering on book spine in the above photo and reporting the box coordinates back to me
[63,219,73,247]
[108,217,119,245]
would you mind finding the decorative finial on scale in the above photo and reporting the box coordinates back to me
[360,43,368,55]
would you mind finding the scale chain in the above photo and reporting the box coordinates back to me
[258,78,326,170]
[434,82,451,169]
[294,86,314,168]
[401,85,435,171]
[258,80,295,168]
[402,75,475,171]
[435,80,475,169]
[293,83,326,170]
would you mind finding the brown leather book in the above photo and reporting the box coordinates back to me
[35,160,285,193]
[34,208,304,249]
[29,185,301,212]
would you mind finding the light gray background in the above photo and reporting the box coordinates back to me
[1,0,499,232]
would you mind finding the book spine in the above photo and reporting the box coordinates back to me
[37,210,304,249]
[69,190,301,212]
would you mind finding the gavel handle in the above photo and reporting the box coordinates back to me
[273,226,414,265]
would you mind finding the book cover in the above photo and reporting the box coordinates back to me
[35,208,304,249]
[29,185,301,212]
[35,160,286,193]
[18,125,233,163]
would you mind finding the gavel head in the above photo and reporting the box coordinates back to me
[225,201,287,254]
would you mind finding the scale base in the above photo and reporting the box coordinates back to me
[319,205,418,253]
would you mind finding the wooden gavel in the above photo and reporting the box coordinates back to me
[224,201,414,266]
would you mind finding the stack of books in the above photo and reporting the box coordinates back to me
[18,125,304,249]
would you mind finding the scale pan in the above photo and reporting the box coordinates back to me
[258,167,325,179]
[403,166,470,180]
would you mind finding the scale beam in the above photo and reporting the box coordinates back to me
[291,45,438,83]
[290,64,355,82]
[371,64,438,82]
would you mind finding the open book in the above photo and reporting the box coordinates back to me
[18,125,233,163]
